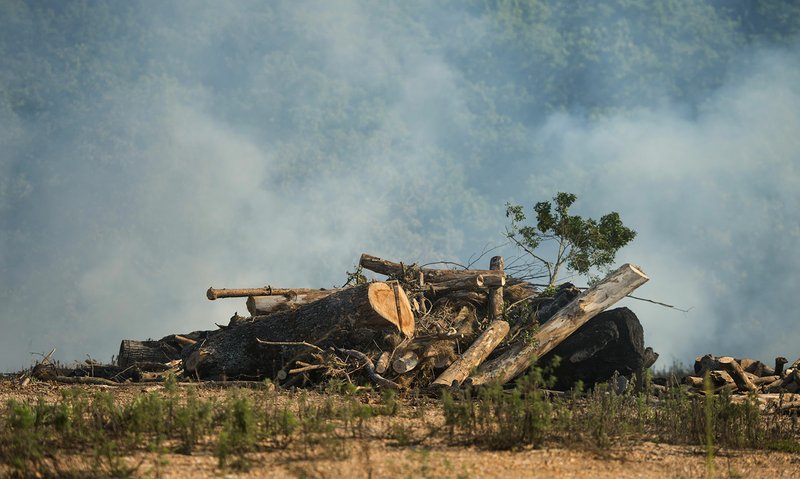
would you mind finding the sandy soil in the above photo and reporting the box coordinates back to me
[2,378,799,478]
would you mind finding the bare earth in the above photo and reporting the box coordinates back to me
[2,379,799,479]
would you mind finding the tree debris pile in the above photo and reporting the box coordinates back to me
[101,253,656,391]
[30,253,667,391]
[680,354,800,395]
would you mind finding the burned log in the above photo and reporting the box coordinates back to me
[185,282,414,379]
[118,340,182,368]
[539,307,650,390]
[469,263,649,386]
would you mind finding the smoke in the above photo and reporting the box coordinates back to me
[1,1,798,371]
[527,47,800,365]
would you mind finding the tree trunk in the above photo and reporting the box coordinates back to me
[246,289,338,316]
[118,340,181,368]
[185,282,414,379]
[469,263,649,386]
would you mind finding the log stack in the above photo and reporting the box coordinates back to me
[180,254,653,388]
[681,354,800,395]
[108,253,656,390]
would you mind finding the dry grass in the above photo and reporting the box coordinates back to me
[1,372,800,478]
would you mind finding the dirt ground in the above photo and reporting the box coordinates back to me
[2,379,799,479]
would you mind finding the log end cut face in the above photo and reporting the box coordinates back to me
[368,282,415,337]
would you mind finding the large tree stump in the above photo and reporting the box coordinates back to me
[118,340,181,368]
[469,263,649,386]
[540,307,650,390]
[184,282,415,379]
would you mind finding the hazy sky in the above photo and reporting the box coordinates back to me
[1,1,798,371]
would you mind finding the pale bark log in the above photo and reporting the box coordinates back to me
[488,256,504,321]
[375,352,390,375]
[684,376,705,388]
[719,356,757,392]
[710,370,735,386]
[753,375,780,387]
[246,289,339,316]
[469,263,649,386]
[424,273,505,295]
[432,319,510,387]
[392,350,419,374]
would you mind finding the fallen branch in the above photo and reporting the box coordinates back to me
[334,347,399,390]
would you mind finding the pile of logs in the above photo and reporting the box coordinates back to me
[111,253,652,390]
[27,253,654,391]
[683,354,800,394]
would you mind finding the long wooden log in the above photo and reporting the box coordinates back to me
[210,286,336,301]
[246,288,339,315]
[468,263,649,386]
[431,319,510,387]
[424,273,505,295]
[185,282,414,379]
[360,253,537,303]
[360,253,496,283]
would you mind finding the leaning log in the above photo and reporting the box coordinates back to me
[719,356,757,392]
[431,319,509,387]
[185,282,414,379]
[469,263,649,386]
[247,288,339,316]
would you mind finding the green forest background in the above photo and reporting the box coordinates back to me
[1,0,799,370]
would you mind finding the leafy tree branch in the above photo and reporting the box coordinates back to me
[506,192,636,288]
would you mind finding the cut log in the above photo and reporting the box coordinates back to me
[185,282,414,379]
[431,319,509,387]
[246,289,338,316]
[487,256,504,321]
[359,253,536,303]
[709,370,735,387]
[694,354,722,377]
[118,340,181,368]
[392,350,419,374]
[684,376,704,388]
[753,375,780,387]
[719,356,757,392]
[739,359,774,377]
[469,263,649,386]
[775,357,788,376]
[423,273,505,295]
[375,352,390,375]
